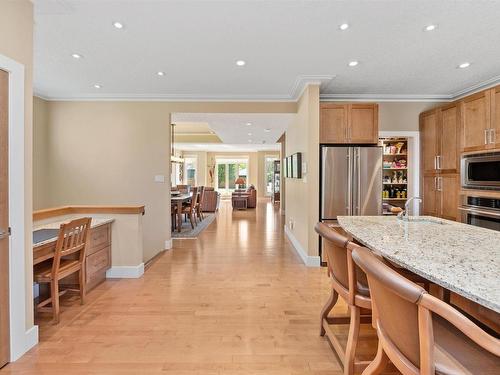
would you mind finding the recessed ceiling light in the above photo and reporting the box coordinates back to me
[93,84,102,89]
[246,122,252,126]
[348,61,359,67]
[113,22,124,29]
[236,60,246,67]
[339,23,349,31]
[247,133,252,136]
[264,128,271,132]
[424,24,437,31]
[157,71,165,76]
[248,140,252,143]
[458,62,471,69]
[71,53,82,59]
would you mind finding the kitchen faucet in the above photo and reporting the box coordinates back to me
[397,196,422,221]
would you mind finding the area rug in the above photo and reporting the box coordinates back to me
[171,213,216,239]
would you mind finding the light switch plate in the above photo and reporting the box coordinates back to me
[154,175,165,183]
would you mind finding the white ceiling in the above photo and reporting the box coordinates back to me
[172,113,293,145]
[33,0,500,101]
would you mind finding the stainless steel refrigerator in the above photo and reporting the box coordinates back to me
[320,146,383,222]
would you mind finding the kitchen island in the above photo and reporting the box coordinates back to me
[337,216,500,325]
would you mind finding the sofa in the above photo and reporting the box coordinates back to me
[232,187,257,208]
[201,187,220,212]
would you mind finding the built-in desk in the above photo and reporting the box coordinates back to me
[33,218,114,291]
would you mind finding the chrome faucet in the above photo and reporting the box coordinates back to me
[397,196,422,221]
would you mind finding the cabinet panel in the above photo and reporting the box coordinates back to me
[422,175,439,217]
[349,104,378,144]
[439,105,459,173]
[492,87,500,149]
[462,91,491,152]
[420,111,438,174]
[88,223,111,255]
[438,174,459,221]
[320,104,348,143]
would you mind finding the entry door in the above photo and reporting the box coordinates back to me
[0,69,10,367]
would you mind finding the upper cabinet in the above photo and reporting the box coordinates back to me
[420,103,459,175]
[461,90,491,152]
[491,86,500,149]
[320,103,378,144]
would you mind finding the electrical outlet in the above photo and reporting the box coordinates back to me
[289,219,294,230]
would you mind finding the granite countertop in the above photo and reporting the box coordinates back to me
[33,217,114,248]
[337,216,500,313]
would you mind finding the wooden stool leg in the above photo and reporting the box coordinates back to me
[362,340,389,375]
[320,288,338,336]
[344,305,360,375]
[51,280,60,324]
[79,268,86,305]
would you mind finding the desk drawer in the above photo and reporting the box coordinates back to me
[86,246,110,277]
[88,224,110,255]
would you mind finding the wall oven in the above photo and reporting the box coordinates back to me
[459,195,500,232]
[461,152,500,190]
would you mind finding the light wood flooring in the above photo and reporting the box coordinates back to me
[2,200,384,374]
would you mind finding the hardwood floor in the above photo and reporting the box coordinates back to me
[2,200,383,374]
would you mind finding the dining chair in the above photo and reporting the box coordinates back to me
[35,217,92,324]
[181,186,198,229]
[351,246,500,375]
[196,186,205,221]
[315,222,373,375]
[177,184,189,194]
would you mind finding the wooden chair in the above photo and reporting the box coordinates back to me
[315,222,373,375]
[196,186,205,221]
[351,246,500,375]
[35,217,92,324]
[176,184,189,194]
[181,186,198,229]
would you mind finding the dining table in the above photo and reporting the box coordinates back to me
[171,192,196,232]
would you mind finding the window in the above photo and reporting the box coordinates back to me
[184,156,197,186]
[215,158,248,196]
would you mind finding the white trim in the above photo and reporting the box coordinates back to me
[164,239,172,250]
[284,225,320,267]
[320,94,451,102]
[0,53,37,361]
[379,131,420,215]
[451,75,500,100]
[106,263,145,279]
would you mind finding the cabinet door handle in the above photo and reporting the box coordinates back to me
[437,177,443,192]
[434,156,437,170]
[485,129,489,145]
[490,129,496,144]
[434,177,438,190]
[436,155,441,170]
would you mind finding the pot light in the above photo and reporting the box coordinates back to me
[424,24,437,31]
[93,84,102,89]
[248,133,252,136]
[339,23,349,31]
[264,128,271,132]
[248,140,252,143]
[348,61,359,67]
[246,122,252,126]
[236,60,246,66]
[458,62,471,69]
[113,22,124,29]
[157,71,165,76]
[71,53,82,59]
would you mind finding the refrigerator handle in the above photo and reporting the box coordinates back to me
[346,150,352,215]
[356,148,361,216]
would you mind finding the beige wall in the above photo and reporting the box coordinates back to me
[378,102,442,131]
[34,101,296,262]
[285,85,320,257]
[33,97,50,210]
[0,0,34,330]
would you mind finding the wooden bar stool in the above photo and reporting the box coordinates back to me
[352,246,500,375]
[315,222,374,375]
[35,217,92,324]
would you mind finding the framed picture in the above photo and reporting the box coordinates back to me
[291,153,302,178]
[286,157,293,179]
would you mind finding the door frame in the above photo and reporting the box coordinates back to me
[379,130,420,215]
[0,53,38,361]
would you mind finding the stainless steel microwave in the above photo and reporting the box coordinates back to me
[461,152,500,190]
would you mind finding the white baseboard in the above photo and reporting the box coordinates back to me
[106,263,144,278]
[284,225,320,267]
[11,325,38,362]
[164,239,172,250]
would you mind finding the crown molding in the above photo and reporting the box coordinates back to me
[34,74,499,103]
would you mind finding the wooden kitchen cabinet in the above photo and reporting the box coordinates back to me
[461,90,491,152]
[439,104,460,173]
[422,174,439,217]
[320,103,378,144]
[491,86,500,149]
[422,174,459,221]
[420,110,439,174]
